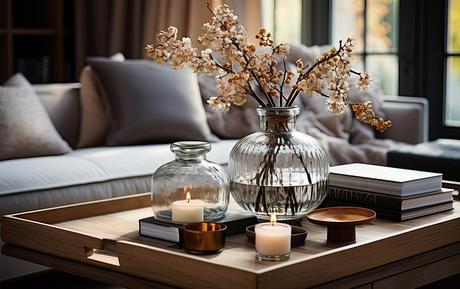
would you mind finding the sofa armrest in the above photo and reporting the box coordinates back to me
[379,95,429,144]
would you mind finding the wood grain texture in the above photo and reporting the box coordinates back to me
[258,216,460,289]
[443,180,460,199]
[2,245,177,289]
[2,194,460,289]
[373,254,460,289]
[312,242,460,289]
[4,243,460,289]
[117,241,256,289]
[1,216,101,260]
[351,284,372,289]
[13,193,151,224]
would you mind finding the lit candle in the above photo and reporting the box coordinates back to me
[171,187,204,223]
[255,214,291,261]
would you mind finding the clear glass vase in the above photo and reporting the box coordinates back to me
[228,107,329,220]
[151,141,229,222]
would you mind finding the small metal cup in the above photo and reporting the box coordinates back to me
[183,222,227,254]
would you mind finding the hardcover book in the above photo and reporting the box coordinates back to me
[327,186,454,211]
[329,163,442,197]
[139,211,258,243]
[322,199,453,221]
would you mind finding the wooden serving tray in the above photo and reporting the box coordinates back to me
[2,194,460,289]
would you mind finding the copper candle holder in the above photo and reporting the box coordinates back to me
[183,222,227,254]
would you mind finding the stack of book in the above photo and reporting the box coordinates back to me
[325,163,455,221]
[139,211,258,244]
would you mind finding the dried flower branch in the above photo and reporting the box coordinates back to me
[352,102,392,133]
[145,3,392,132]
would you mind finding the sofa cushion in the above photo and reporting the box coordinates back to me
[77,66,112,148]
[198,73,261,139]
[0,74,72,160]
[0,155,107,196]
[0,176,151,216]
[34,83,81,148]
[71,139,236,177]
[0,140,237,215]
[88,58,219,145]
[77,54,125,148]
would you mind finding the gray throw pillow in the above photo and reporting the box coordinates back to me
[88,58,218,145]
[0,74,72,160]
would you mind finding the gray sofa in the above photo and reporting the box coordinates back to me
[0,83,429,279]
[0,83,238,217]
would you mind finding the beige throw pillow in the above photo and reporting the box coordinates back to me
[77,66,112,148]
[77,53,126,148]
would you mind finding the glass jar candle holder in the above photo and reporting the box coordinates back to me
[151,141,229,223]
[255,214,291,261]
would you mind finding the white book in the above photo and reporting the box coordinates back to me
[329,163,442,197]
[139,220,181,243]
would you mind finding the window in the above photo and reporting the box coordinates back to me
[445,0,460,126]
[415,0,460,138]
[265,0,459,138]
[331,0,399,95]
[261,0,302,44]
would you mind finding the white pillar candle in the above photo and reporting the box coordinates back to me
[171,192,204,223]
[255,214,291,260]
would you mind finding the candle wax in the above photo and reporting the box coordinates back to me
[171,199,204,223]
[255,223,291,256]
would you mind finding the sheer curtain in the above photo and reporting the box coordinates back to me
[75,0,262,74]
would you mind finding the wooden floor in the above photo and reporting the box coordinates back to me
[1,270,459,289]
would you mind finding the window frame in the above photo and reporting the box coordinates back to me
[307,0,401,94]
[404,0,460,139]
[304,0,460,140]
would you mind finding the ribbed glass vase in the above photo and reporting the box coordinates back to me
[228,107,329,220]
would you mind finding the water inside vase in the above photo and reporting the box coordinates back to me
[230,180,328,220]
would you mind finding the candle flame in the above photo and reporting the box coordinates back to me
[184,184,193,203]
[270,213,277,225]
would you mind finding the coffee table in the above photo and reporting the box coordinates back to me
[2,193,460,289]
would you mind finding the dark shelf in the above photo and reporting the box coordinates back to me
[0,0,7,29]
[13,35,55,83]
[0,0,75,83]
[12,0,56,29]
[11,28,58,35]
[63,33,74,82]
[0,29,72,36]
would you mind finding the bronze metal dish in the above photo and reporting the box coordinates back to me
[306,207,376,242]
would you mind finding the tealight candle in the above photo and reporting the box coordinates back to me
[171,190,204,223]
[255,214,291,261]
